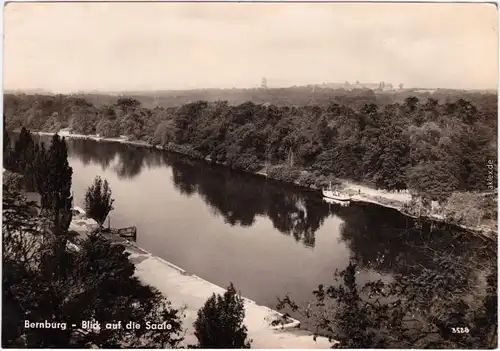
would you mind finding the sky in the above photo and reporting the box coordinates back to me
[3,2,498,92]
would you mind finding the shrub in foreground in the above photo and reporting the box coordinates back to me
[194,283,251,348]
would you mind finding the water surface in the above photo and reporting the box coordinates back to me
[34,135,493,312]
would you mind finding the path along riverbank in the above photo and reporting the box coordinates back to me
[37,130,496,239]
[125,240,333,348]
[68,214,334,348]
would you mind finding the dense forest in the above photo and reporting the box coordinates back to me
[4,91,497,205]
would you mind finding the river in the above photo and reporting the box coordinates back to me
[33,135,495,315]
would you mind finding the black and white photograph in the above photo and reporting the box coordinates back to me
[2,1,498,349]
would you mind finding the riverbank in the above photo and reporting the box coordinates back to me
[36,130,496,238]
[94,232,334,348]
[66,207,335,348]
[129,242,333,348]
[21,180,336,349]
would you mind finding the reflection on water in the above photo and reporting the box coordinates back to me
[339,202,496,286]
[169,157,332,248]
[33,135,495,311]
[323,197,350,207]
[67,137,332,248]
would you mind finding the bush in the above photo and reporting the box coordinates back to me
[194,283,251,348]
[442,192,494,227]
[228,154,261,172]
[267,165,301,183]
[296,171,316,187]
[3,170,24,191]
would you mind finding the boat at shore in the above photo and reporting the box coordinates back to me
[322,183,351,201]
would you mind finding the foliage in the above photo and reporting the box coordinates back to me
[277,251,497,349]
[84,176,115,226]
[3,92,497,201]
[9,127,37,191]
[406,161,460,202]
[68,99,98,135]
[194,283,251,348]
[96,119,120,138]
[442,192,494,228]
[33,142,48,199]
[3,170,24,191]
[266,166,340,189]
[3,120,12,167]
[152,120,175,146]
[41,112,62,132]
[2,156,184,349]
[3,129,73,232]
[267,166,302,184]
[44,134,73,232]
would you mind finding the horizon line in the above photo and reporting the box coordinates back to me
[5,84,498,95]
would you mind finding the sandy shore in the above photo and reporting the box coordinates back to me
[124,241,333,348]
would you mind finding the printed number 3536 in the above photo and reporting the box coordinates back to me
[451,327,470,334]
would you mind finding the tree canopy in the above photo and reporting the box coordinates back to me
[4,92,497,204]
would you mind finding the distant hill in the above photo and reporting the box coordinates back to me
[5,88,54,95]
[6,85,497,109]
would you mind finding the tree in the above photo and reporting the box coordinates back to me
[194,283,251,348]
[96,119,120,138]
[406,161,459,202]
[152,120,175,146]
[44,134,73,233]
[3,178,184,348]
[34,142,48,197]
[277,253,497,349]
[2,185,48,348]
[10,127,37,190]
[67,98,98,135]
[42,112,62,132]
[84,176,115,227]
[3,121,12,167]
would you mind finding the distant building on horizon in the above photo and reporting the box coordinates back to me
[261,77,268,89]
